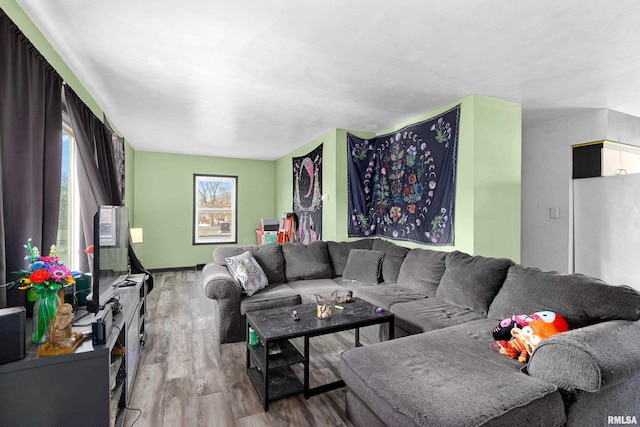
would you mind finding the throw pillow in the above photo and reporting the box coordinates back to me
[342,249,385,283]
[372,239,410,283]
[327,239,375,277]
[225,251,269,296]
[436,251,513,315]
[281,241,332,281]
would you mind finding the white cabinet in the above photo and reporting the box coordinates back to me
[573,140,640,178]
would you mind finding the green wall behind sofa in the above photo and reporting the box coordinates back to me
[132,151,275,269]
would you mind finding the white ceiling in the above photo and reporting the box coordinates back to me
[16,0,640,160]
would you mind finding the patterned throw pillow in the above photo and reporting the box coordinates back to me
[225,251,269,296]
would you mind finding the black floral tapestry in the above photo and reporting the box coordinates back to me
[293,144,323,243]
[347,105,460,245]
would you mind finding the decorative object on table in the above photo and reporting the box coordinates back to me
[13,239,76,343]
[292,143,323,244]
[267,343,282,356]
[291,309,300,321]
[336,290,353,304]
[248,327,259,346]
[315,290,338,319]
[36,303,84,357]
[347,104,460,245]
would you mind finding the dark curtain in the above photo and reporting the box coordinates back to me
[0,10,63,306]
[64,86,153,292]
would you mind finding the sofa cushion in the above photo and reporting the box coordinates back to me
[214,244,285,284]
[239,283,301,315]
[327,239,375,277]
[396,248,447,293]
[436,251,513,315]
[342,249,384,283]
[487,264,640,328]
[372,239,410,283]
[282,241,332,281]
[390,298,487,335]
[340,319,565,427]
[353,284,429,310]
[225,251,269,297]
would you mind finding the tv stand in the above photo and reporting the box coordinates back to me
[0,274,148,426]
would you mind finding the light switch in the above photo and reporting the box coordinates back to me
[549,207,559,219]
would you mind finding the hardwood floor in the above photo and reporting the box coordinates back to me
[125,270,359,427]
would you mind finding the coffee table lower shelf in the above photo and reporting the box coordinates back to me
[246,365,303,403]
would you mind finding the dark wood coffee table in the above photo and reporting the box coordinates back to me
[245,297,394,411]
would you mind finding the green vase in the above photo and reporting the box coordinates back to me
[32,288,58,344]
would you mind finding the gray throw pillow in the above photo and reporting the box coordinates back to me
[396,248,447,293]
[436,251,513,315]
[372,239,410,283]
[327,239,375,277]
[488,264,640,328]
[281,241,332,281]
[342,249,385,283]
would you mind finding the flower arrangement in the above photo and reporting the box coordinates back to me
[13,238,76,344]
[15,238,75,292]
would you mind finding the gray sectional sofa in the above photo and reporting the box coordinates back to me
[201,238,640,426]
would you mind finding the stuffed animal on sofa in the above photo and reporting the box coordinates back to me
[492,314,530,341]
[490,311,568,363]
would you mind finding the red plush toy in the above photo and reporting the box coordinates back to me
[490,311,568,363]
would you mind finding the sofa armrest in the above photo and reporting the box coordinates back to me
[527,320,640,392]
[201,262,244,343]
[202,263,240,300]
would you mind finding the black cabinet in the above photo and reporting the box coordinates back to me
[0,274,147,427]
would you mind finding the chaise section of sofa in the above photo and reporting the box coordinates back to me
[341,248,640,426]
[341,319,567,427]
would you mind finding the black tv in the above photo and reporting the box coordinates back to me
[87,205,130,313]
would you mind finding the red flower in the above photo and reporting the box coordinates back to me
[407,204,416,214]
[30,269,51,284]
[403,186,411,195]
[408,174,417,184]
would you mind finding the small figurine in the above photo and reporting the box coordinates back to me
[47,303,83,349]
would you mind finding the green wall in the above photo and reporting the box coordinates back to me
[132,152,275,269]
[275,95,521,261]
[471,96,522,259]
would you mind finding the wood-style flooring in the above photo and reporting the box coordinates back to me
[125,270,363,427]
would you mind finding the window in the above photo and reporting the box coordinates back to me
[193,174,237,244]
[57,121,81,269]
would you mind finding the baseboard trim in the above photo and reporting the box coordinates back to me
[147,266,198,273]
